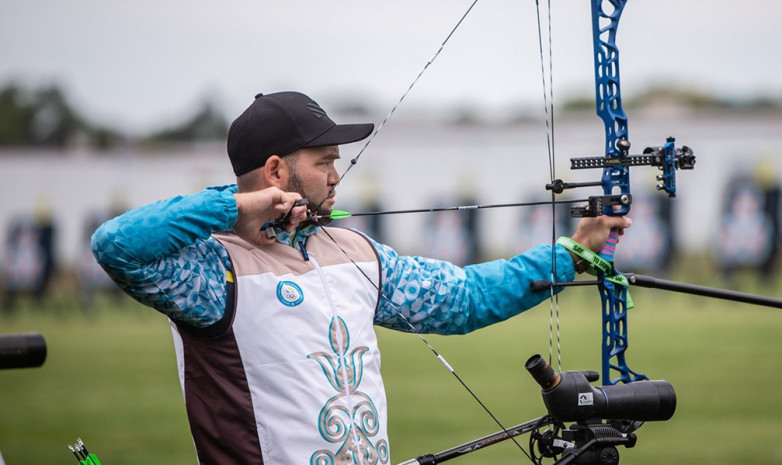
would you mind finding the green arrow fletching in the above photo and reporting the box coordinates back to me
[329,210,352,220]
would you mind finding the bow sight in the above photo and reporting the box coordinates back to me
[546,138,696,218]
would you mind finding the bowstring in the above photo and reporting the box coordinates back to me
[302,1,561,461]
[312,0,480,216]
[535,0,561,372]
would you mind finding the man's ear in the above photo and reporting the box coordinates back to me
[263,155,288,188]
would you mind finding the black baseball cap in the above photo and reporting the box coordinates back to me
[227,91,374,176]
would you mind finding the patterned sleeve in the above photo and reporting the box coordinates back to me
[370,238,575,335]
[90,185,238,327]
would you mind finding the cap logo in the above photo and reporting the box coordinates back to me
[306,102,327,119]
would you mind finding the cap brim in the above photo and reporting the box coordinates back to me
[304,123,374,148]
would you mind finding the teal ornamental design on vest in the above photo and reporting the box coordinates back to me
[308,316,389,465]
[276,280,304,307]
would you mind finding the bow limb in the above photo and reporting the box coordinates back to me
[590,0,645,386]
[588,0,695,385]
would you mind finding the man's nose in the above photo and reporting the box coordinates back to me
[327,166,340,185]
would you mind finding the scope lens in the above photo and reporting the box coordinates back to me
[525,354,560,391]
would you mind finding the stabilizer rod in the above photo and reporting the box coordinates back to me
[396,416,553,465]
[626,274,782,309]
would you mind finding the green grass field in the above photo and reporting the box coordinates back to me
[1,282,782,465]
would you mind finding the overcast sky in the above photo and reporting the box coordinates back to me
[2,0,781,134]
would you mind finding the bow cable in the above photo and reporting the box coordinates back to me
[535,0,562,373]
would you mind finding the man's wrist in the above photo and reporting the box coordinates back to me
[567,250,591,274]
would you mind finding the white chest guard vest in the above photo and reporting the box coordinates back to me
[170,228,387,465]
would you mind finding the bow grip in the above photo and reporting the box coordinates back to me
[598,228,620,262]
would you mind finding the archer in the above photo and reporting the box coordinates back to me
[91,91,627,465]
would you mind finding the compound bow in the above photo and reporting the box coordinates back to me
[312,1,779,464]
[550,0,696,386]
[393,1,694,463]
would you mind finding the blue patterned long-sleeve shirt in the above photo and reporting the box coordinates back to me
[91,185,575,335]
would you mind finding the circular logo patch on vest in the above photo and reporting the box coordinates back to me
[276,281,304,307]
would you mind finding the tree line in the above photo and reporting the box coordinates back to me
[1,82,778,152]
[0,82,228,151]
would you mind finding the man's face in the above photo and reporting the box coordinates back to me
[284,145,340,221]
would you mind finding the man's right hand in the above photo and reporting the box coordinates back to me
[233,187,308,245]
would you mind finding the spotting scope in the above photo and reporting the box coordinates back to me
[525,354,676,422]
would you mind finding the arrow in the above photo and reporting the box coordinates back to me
[314,198,590,221]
